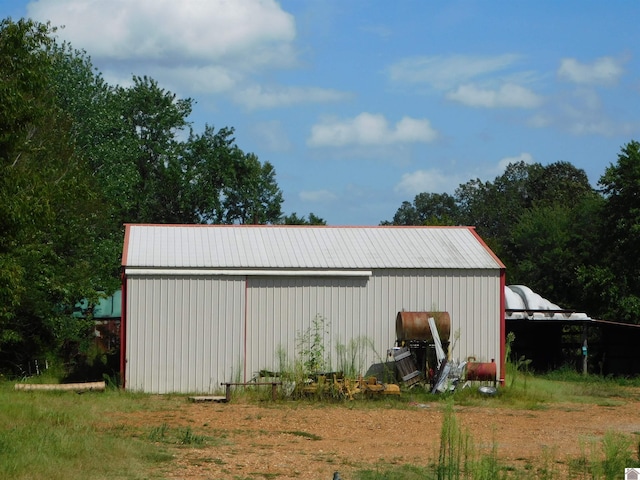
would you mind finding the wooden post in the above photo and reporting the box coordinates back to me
[582,324,588,375]
[225,384,232,402]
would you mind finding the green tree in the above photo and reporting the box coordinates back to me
[49,42,135,285]
[502,162,600,306]
[281,212,327,225]
[221,153,283,224]
[455,162,540,246]
[0,17,288,378]
[384,192,459,226]
[527,161,594,207]
[509,193,602,309]
[0,19,110,374]
[116,75,193,223]
[580,140,640,323]
[454,161,596,274]
[183,125,236,223]
[51,51,285,227]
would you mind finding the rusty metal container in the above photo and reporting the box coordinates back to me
[465,358,497,384]
[395,311,451,342]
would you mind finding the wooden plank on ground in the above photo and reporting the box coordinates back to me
[14,381,106,392]
[188,395,227,403]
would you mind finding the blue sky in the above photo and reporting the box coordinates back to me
[2,1,639,225]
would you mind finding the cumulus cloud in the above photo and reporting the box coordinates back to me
[299,189,338,202]
[395,155,538,198]
[558,57,624,86]
[388,54,520,89]
[153,65,241,94]
[541,87,637,137]
[393,169,458,196]
[388,54,541,110]
[446,83,542,108]
[307,113,438,147]
[27,0,311,101]
[29,0,295,64]
[497,152,533,172]
[233,85,351,109]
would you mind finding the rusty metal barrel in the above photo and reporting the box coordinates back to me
[395,311,451,343]
[465,358,497,384]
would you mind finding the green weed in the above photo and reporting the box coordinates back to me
[179,426,205,446]
[284,430,321,441]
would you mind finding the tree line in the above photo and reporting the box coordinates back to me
[0,18,323,377]
[382,143,640,325]
[1,17,638,379]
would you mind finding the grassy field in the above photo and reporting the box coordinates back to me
[2,370,640,479]
[0,381,177,479]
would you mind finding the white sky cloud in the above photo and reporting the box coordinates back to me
[497,153,534,172]
[541,87,638,137]
[394,154,537,198]
[29,0,295,64]
[389,54,541,110]
[446,83,542,108]
[152,65,241,94]
[393,169,459,196]
[27,0,298,98]
[308,113,438,147]
[299,189,338,202]
[388,54,520,89]
[558,57,624,86]
[233,85,351,109]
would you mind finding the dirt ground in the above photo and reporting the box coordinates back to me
[116,388,640,480]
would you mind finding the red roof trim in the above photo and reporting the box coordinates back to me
[122,224,132,267]
[468,227,506,269]
[123,223,478,229]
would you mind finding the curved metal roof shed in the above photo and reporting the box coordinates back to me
[121,224,505,393]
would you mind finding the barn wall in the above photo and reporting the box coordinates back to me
[245,276,369,378]
[368,269,501,368]
[125,275,245,394]
[125,268,501,393]
[244,268,501,385]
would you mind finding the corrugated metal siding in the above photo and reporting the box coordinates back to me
[245,276,370,376]
[366,269,502,369]
[124,225,503,270]
[125,268,502,393]
[125,275,245,393]
[239,269,501,387]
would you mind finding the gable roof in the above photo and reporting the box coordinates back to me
[122,224,504,270]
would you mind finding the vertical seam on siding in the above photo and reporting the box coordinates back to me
[499,269,506,385]
[244,276,248,383]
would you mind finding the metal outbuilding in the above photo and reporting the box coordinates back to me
[121,224,506,393]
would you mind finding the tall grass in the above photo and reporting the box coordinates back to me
[356,401,639,480]
[0,382,173,479]
[271,315,379,400]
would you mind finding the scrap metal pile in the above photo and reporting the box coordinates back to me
[299,373,400,399]
[393,311,497,394]
[255,310,497,400]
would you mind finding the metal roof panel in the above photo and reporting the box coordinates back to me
[123,225,504,270]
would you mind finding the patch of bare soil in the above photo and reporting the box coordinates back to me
[113,390,640,479]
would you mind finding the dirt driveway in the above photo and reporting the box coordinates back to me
[115,389,640,479]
